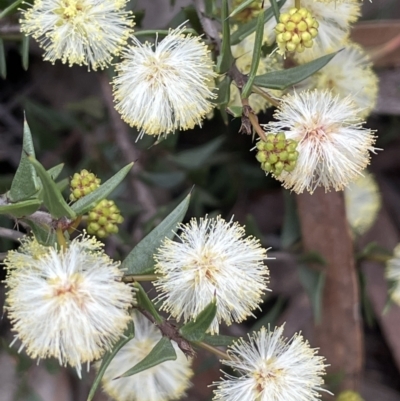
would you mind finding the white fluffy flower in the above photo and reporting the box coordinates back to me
[99,311,193,401]
[20,0,134,70]
[386,245,400,306]
[154,216,269,334]
[213,326,329,401]
[262,90,377,194]
[345,172,381,236]
[263,0,360,59]
[293,43,378,119]
[4,235,133,377]
[113,25,217,137]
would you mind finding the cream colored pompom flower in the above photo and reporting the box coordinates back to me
[386,245,400,306]
[213,326,329,401]
[99,310,193,401]
[20,0,134,70]
[262,90,377,194]
[293,43,378,119]
[154,216,269,334]
[112,25,217,137]
[4,235,133,378]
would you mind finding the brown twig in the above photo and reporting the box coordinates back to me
[0,227,23,241]
[138,308,195,358]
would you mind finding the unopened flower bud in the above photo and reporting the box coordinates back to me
[69,169,101,202]
[87,199,124,239]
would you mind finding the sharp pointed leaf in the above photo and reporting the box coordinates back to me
[217,0,233,74]
[28,156,76,219]
[87,322,135,401]
[179,300,217,342]
[47,163,64,180]
[9,118,40,202]
[71,163,133,215]
[118,337,176,378]
[253,52,338,90]
[122,193,190,275]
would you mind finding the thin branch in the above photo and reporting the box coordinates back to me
[0,227,23,241]
[252,85,281,108]
[138,308,195,358]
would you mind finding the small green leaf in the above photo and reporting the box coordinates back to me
[118,337,176,378]
[28,156,76,219]
[71,163,133,215]
[9,118,40,202]
[0,199,41,218]
[0,38,6,79]
[217,0,233,74]
[270,0,280,23]
[87,322,135,401]
[170,137,225,170]
[135,283,163,324]
[226,105,243,118]
[253,52,338,90]
[47,163,64,180]
[21,35,29,71]
[122,193,190,275]
[215,76,231,105]
[180,300,217,342]
[241,9,265,98]
[231,0,286,45]
[23,218,57,246]
[202,334,235,347]
[0,0,24,19]
[298,264,326,323]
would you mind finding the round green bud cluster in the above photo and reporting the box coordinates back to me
[87,199,124,238]
[256,133,299,176]
[70,169,101,202]
[275,7,319,54]
[336,391,365,401]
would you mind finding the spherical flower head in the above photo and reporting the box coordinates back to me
[19,0,134,70]
[70,169,101,201]
[386,244,400,306]
[263,0,360,59]
[99,310,193,401]
[113,25,217,138]
[213,326,329,401]
[4,235,133,378]
[230,34,283,113]
[87,199,124,238]
[154,216,269,334]
[275,7,319,56]
[344,172,381,236]
[262,90,378,194]
[293,43,379,119]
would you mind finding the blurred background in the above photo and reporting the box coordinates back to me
[1,0,400,400]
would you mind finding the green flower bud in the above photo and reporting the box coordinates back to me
[69,169,101,202]
[87,199,124,239]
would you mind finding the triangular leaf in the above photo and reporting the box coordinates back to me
[47,164,64,180]
[87,322,135,401]
[23,218,57,246]
[179,300,217,342]
[9,118,40,202]
[117,337,176,378]
[122,193,190,275]
[71,163,133,215]
[28,156,76,219]
[253,52,338,90]
[0,198,41,218]
[135,283,163,324]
